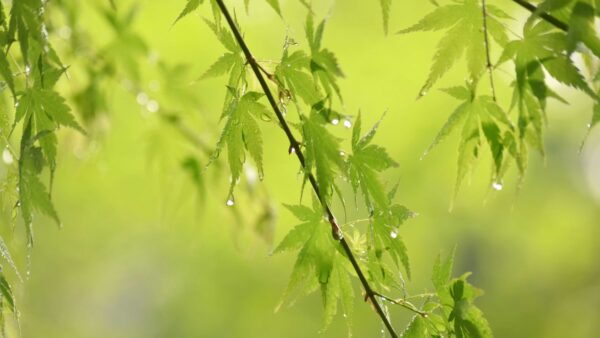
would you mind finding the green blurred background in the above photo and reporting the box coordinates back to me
[1,0,599,337]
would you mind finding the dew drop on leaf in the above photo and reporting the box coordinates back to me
[492,182,503,191]
[390,229,398,239]
[339,151,345,156]
[2,148,13,165]
[226,198,235,206]
[343,119,352,128]
[331,118,339,125]
[24,65,31,75]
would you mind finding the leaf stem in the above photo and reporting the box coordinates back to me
[373,291,429,318]
[480,0,497,102]
[511,0,569,32]
[213,0,399,337]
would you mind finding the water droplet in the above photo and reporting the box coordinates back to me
[289,146,296,154]
[418,89,428,97]
[24,65,31,75]
[58,25,72,40]
[2,148,13,165]
[343,119,352,128]
[146,100,159,113]
[587,123,592,128]
[226,198,235,206]
[339,151,345,156]
[390,229,398,239]
[260,113,272,122]
[342,313,347,318]
[331,118,340,125]
[136,92,149,105]
[492,181,503,191]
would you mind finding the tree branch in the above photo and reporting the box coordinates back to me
[511,0,569,32]
[213,0,398,336]
[481,0,497,102]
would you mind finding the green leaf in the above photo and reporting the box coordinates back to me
[0,272,15,314]
[210,92,267,197]
[432,248,455,294]
[275,203,353,334]
[399,0,509,96]
[380,0,392,35]
[401,315,428,338]
[0,51,15,100]
[301,111,344,202]
[200,52,237,79]
[264,0,281,15]
[181,157,205,201]
[174,0,203,25]
[19,171,60,230]
[276,50,321,105]
[448,278,492,338]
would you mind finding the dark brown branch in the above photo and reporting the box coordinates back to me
[213,0,398,336]
[481,0,497,102]
[511,0,569,32]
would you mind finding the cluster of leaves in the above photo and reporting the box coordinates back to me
[0,0,281,333]
[402,250,492,338]
[0,0,83,328]
[178,0,493,336]
[400,0,600,195]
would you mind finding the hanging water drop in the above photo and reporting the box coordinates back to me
[289,145,296,154]
[24,65,31,75]
[339,151,345,156]
[390,229,398,239]
[492,181,503,191]
[343,119,352,128]
[226,198,235,206]
[331,118,340,125]
[2,148,13,165]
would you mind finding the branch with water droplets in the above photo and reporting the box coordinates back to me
[213,0,399,336]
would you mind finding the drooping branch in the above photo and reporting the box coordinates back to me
[511,0,569,32]
[213,0,399,336]
[480,0,497,101]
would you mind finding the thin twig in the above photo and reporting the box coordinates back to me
[511,0,569,32]
[213,0,398,336]
[374,291,429,318]
[481,0,497,102]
